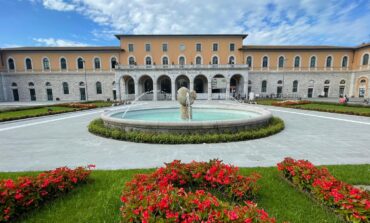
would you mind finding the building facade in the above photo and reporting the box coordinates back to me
[0,34,369,102]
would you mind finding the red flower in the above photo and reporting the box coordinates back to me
[4,179,15,189]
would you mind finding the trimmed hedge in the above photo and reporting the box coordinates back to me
[88,117,284,144]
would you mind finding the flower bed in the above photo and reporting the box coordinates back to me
[271,100,311,107]
[58,103,97,109]
[120,160,275,222]
[0,165,94,222]
[277,158,369,223]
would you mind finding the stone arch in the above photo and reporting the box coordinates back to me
[175,75,190,91]
[212,74,226,94]
[138,75,153,100]
[157,74,172,100]
[356,76,368,98]
[229,74,244,97]
[119,74,135,100]
[193,74,208,94]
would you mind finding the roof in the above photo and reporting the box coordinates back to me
[240,45,355,51]
[0,46,122,52]
[115,34,248,40]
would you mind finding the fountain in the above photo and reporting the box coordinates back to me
[177,87,196,120]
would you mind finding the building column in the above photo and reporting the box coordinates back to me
[243,72,249,98]
[226,80,230,99]
[134,81,139,100]
[349,73,355,97]
[153,82,157,101]
[115,80,121,101]
[190,80,194,91]
[171,79,176,101]
[208,80,212,100]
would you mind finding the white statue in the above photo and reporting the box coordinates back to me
[177,87,196,120]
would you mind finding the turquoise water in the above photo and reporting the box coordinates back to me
[111,108,260,122]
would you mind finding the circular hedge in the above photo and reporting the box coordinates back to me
[88,117,284,144]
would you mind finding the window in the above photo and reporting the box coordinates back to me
[326,56,332,68]
[25,58,32,70]
[246,56,252,67]
[292,80,298,93]
[278,56,284,68]
[212,43,218,51]
[96,81,102,94]
[11,82,17,87]
[196,43,202,52]
[363,54,369,65]
[262,56,268,68]
[111,57,117,69]
[340,80,346,85]
[229,43,235,51]
[294,56,300,68]
[28,82,34,87]
[145,56,152,65]
[212,56,218,65]
[277,80,283,84]
[145,43,151,52]
[60,58,67,70]
[324,80,330,85]
[63,82,69,94]
[8,58,15,70]
[360,79,366,84]
[179,56,185,65]
[162,56,168,65]
[342,56,348,68]
[77,58,84,69]
[128,43,134,52]
[43,58,50,70]
[195,56,202,65]
[94,58,101,70]
[45,82,51,87]
[228,56,235,64]
[310,56,316,68]
[162,43,168,52]
[261,80,267,93]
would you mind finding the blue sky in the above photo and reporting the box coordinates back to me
[1,0,369,47]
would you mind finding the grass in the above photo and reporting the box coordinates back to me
[0,164,368,223]
[256,99,370,116]
[88,117,285,144]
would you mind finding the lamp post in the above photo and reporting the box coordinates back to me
[82,60,89,101]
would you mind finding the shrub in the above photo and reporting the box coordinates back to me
[277,158,369,223]
[0,165,95,222]
[58,103,97,109]
[120,160,275,222]
[88,117,284,144]
[271,100,311,107]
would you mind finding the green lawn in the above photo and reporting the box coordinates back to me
[0,106,76,121]
[1,164,368,223]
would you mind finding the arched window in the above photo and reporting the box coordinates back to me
[8,58,15,70]
[96,81,102,94]
[363,54,369,66]
[128,57,135,65]
[278,56,284,68]
[77,58,84,69]
[326,56,332,68]
[196,56,202,65]
[162,56,169,65]
[212,56,218,65]
[45,82,52,87]
[43,58,50,70]
[228,56,235,64]
[111,57,117,69]
[342,56,348,68]
[310,56,316,68]
[94,58,101,70]
[246,56,252,68]
[25,58,32,70]
[11,82,17,87]
[340,80,346,85]
[79,82,85,87]
[277,80,283,84]
[145,56,152,65]
[294,56,300,68]
[248,80,252,85]
[62,82,69,94]
[262,56,268,68]
[324,80,330,85]
[292,80,298,93]
[179,56,185,65]
[360,79,366,84]
[261,80,267,93]
[28,82,34,87]
[60,58,67,70]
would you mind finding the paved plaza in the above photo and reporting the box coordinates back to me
[0,101,369,172]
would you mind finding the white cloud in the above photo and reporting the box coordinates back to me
[33,0,370,45]
[33,38,88,46]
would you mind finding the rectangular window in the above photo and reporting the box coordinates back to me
[196,43,202,52]
[229,43,235,51]
[145,43,151,52]
[128,43,134,52]
[162,43,168,52]
[213,43,218,51]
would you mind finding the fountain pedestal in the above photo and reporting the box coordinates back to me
[177,87,197,120]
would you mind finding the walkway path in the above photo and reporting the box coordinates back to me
[0,101,369,171]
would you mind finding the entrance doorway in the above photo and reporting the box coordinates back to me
[12,89,19,101]
[324,86,329,97]
[46,89,53,101]
[277,86,282,97]
[307,88,313,98]
[113,90,117,100]
[29,89,36,101]
[80,88,86,101]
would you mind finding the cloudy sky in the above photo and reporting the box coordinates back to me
[1,0,369,47]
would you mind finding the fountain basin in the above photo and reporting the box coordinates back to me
[101,104,273,134]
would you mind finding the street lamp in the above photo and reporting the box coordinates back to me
[82,59,89,101]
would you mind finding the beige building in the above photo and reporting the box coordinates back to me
[0,34,369,102]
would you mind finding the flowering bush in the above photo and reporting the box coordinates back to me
[59,103,97,109]
[120,160,275,222]
[271,100,311,107]
[277,158,369,223]
[0,165,95,222]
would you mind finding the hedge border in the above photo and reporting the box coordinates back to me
[88,117,284,144]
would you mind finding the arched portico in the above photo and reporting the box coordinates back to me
[157,75,172,100]
[117,75,135,100]
[211,74,227,99]
[230,74,244,99]
[175,75,190,99]
[138,75,153,100]
[193,74,208,100]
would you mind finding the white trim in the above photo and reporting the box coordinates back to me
[340,55,349,70]
[178,55,186,65]
[325,55,334,70]
[309,55,317,70]
[92,56,102,72]
[211,54,219,65]
[144,55,153,65]
[59,56,68,72]
[194,54,203,65]
[41,56,51,72]
[76,56,85,71]
[6,56,16,72]
[161,54,170,65]
[261,55,269,70]
[277,55,285,70]
[24,57,33,72]
[293,55,301,70]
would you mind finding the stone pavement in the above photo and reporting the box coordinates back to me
[0,101,369,171]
